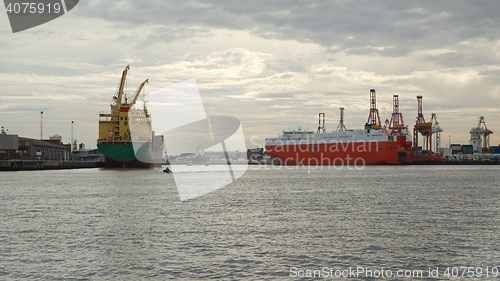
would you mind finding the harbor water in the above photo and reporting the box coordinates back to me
[0,165,499,280]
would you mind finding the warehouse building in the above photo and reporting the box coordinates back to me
[0,132,71,161]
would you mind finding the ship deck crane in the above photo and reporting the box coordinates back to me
[114,65,130,107]
[128,79,149,108]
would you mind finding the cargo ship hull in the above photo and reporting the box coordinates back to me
[266,139,411,165]
[265,129,412,165]
[97,142,162,168]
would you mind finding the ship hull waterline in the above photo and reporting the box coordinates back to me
[97,142,162,168]
[265,138,412,165]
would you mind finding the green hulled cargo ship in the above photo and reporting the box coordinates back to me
[97,65,163,168]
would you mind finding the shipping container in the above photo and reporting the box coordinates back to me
[441,148,453,156]
[461,145,473,154]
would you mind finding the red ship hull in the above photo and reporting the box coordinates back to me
[265,137,412,165]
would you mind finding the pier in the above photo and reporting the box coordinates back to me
[0,160,104,171]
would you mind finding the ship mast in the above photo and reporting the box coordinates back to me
[316,113,325,133]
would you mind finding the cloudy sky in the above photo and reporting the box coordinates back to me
[1,0,499,150]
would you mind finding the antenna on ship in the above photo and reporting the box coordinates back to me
[336,108,346,131]
[366,89,382,129]
[317,113,325,133]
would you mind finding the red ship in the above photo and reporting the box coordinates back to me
[264,90,441,165]
[265,128,412,165]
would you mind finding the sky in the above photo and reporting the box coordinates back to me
[1,0,500,150]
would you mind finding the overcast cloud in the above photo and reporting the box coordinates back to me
[1,0,499,149]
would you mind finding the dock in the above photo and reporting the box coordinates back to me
[0,160,104,171]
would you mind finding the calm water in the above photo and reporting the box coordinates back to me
[0,165,499,280]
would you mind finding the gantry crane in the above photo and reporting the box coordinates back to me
[413,96,433,154]
[366,89,382,130]
[430,113,443,153]
[388,95,405,136]
[469,116,493,153]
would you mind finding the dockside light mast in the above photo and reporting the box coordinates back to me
[40,111,43,140]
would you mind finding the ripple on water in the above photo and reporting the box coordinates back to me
[0,166,498,279]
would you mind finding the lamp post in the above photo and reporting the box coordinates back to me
[40,111,43,140]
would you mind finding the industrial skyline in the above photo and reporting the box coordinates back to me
[1,1,499,149]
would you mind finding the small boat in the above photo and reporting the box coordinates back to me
[163,167,172,173]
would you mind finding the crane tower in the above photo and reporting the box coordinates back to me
[389,95,405,136]
[413,96,433,154]
[469,116,493,153]
[430,113,443,153]
[366,89,382,129]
